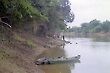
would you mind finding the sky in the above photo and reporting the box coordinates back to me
[68,0,110,27]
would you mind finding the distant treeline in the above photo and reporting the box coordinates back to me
[67,19,110,34]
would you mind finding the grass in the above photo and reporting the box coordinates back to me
[0,49,9,60]
[26,40,36,48]
[15,35,25,42]
[15,34,36,48]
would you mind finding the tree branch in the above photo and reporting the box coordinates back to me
[0,18,12,28]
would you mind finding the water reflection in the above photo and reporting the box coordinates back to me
[37,47,80,73]
[69,63,75,69]
[92,36,110,42]
[38,61,80,73]
[66,38,110,73]
[38,37,110,73]
[39,64,71,73]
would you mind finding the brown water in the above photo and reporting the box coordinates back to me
[38,38,110,73]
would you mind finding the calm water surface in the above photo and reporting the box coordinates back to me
[38,38,110,73]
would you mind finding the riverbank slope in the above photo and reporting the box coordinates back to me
[0,29,63,73]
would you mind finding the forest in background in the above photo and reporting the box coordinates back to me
[66,19,110,37]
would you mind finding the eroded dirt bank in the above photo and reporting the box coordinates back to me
[0,30,63,73]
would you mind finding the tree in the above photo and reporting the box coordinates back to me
[0,0,47,27]
[0,0,74,36]
[30,0,74,34]
[101,20,110,32]
[68,19,110,34]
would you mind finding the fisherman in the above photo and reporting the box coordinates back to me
[62,35,65,40]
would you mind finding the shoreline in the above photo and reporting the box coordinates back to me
[0,30,64,73]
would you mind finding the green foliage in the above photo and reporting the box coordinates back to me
[15,35,25,42]
[0,0,47,25]
[101,20,110,32]
[31,0,74,31]
[14,35,36,48]
[0,49,10,60]
[26,40,36,48]
[0,0,74,34]
[67,19,110,34]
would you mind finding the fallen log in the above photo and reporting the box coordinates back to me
[34,55,80,65]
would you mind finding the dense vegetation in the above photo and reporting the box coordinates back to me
[0,0,74,36]
[67,19,110,34]
[0,1,74,73]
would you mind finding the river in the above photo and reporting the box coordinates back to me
[38,37,110,73]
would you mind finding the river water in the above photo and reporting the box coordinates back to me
[38,37,110,73]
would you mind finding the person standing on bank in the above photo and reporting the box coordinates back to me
[62,35,65,40]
